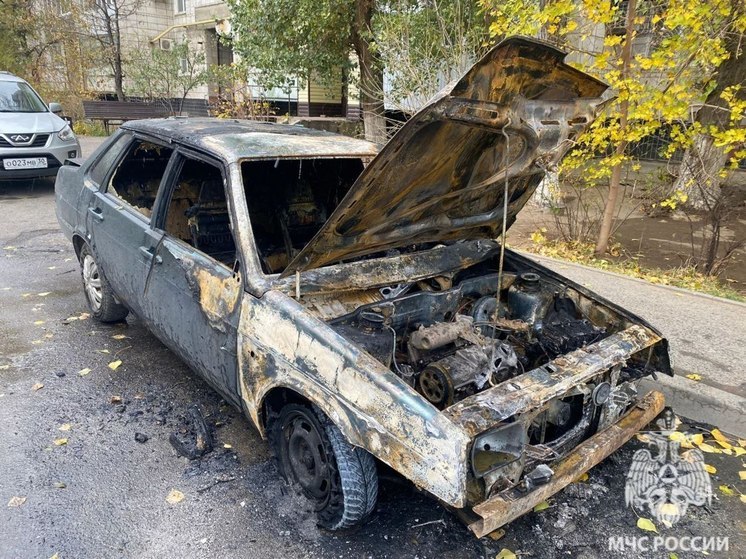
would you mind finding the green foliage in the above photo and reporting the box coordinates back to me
[226,0,357,90]
[128,41,208,113]
[375,0,491,111]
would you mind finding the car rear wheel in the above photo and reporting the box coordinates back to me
[79,244,128,323]
[271,404,378,531]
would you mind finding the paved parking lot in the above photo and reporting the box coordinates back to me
[0,164,743,558]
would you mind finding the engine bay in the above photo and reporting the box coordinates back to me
[328,262,650,412]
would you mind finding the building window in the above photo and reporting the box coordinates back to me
[175,0,186,14]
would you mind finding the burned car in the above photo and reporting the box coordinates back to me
[55,38,669,536]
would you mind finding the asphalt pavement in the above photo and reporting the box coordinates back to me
[0,138,744,558]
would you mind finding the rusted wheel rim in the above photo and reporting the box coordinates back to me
[82,254,102,311]
[284,412,331,505]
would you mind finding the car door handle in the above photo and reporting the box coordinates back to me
[139,246,162,265]
[88,207,104,222]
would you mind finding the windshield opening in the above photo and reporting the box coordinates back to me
[0,81,48,113]
[241,158,364,274]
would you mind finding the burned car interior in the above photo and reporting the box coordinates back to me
[241,158,365,273]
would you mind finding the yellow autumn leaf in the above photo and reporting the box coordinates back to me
[658,503,679,517]
[33,320,45,325]
[58,423,71,432]
[704,464,716,474]
[739,471,746,481]
[669,432,686,442]
[575,472,589,482]
[637,517,657,533]
[7,496,26,507]
[685,374,702,381]
[740,495,746,504]
[223,443,233,449]
[739,439,746,448]
[77,368,91,376]
[734,447,746,457]
[108,360,122,371]
[636,434,651,444]
[715,440,732,450]
[719,485,734,496]
[53,438,68,446]
[37,292,51,297]
[32,382,44,391]
[111,334,129,340]
[711,429,729,443]
[697,443,721,454]
[533,501,550,512]
[495,549,517,559]
[166,489,185,504]
[98,349,110,354]
[691,433,704,445]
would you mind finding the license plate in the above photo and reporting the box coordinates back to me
[3,157,48,170]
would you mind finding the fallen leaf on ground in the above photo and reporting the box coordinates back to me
[739,439,746,448]
[53,438,68,446]
[637,517,657,533]
[53,482,66,489]
[711,429,729,443]
[108,360,122,371]
[669,432,686,442]
[98,349,110,354]
[58,423,71,432]
[691,433,704,445]
[110,396,122,404]
[486,528,505,541]
[719,485,734,496]
[670,553,679,559]
[48,266,56,270]
[37,292,51,297]
[32,382,44,391]
[111,334,129,340]
[7,496,26,507]
[575,472,589,482]
[33,320,45,326]
[739,471,746,481]
[740,495,746,504]
[0,365,9,370]
[734,447,746,457]
[223,443,232,449]
[715,440,732,450]
[533,501,550,512]
[166,489,185,504]
[704,464,717,474]
[495,549,516,559]
[697,442,721,454]
[636,434,651,444]
[77,368,91,376]
[685,374,702,381]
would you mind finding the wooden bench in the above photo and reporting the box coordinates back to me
[82,101,172,134]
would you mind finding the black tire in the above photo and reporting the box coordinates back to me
[79,243,129,323]
[270,403,378,530]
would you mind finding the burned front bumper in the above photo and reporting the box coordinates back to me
[468,389,665,537]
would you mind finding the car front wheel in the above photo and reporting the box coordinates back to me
[79,244,129,323]
[271,404,378,531]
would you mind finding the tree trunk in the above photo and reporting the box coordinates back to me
[672,2,745,207]
[595,0,635,256]
[352,0,386,145]
[673,134,729,209]
[532,170,562,208]
[113,8,125,101]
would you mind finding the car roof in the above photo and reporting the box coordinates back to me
[123,117,379,163]
[0,72,26,83]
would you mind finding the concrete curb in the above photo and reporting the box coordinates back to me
[518,250,746,437]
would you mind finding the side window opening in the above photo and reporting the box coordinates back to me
[163,157,237,267]
[241,158,364,274]
[88,133,132,186]
[107,140,174,219]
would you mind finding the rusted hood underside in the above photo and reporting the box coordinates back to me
[282,37,608,276]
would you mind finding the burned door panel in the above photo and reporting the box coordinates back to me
[142,236,241,404]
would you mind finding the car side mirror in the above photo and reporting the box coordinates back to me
[49,102,63,115]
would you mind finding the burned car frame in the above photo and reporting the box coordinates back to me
[55,38,669,536]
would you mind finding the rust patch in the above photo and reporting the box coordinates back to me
[192,267,242,329]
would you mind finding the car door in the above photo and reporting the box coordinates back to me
[140,149,241,405]
[86,134,175,315]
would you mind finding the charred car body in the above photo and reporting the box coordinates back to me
[55,38,670,536]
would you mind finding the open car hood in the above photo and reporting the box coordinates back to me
[281,37,608,277]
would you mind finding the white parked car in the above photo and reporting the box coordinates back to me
[0,71,81,181]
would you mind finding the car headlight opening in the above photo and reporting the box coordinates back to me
[58,125,75,142]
